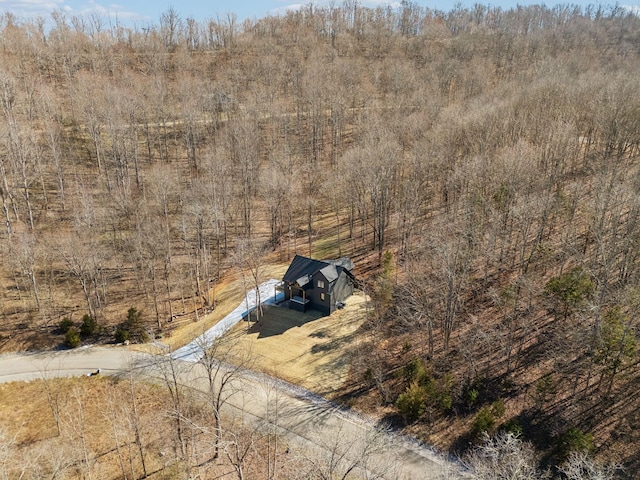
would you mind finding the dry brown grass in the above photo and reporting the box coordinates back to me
[154,243,371,399]
[224,291,371,397]
[0,375,297,480]
[0,376,171,479]
[0,225,376,474]
[0,380,59,443]
[156,263,289,352]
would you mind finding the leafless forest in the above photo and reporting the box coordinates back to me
[1,358,405,480]
[1,2,640,477]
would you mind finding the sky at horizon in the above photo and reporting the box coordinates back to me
[0,0,638,27]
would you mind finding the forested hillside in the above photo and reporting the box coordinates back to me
[1,2,640,476]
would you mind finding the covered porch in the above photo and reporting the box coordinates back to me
[275,281,310,312]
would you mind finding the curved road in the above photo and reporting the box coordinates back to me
[0,346,465,479]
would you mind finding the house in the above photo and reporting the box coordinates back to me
[276,255,356,315]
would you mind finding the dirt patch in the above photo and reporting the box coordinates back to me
[224,291,370,397]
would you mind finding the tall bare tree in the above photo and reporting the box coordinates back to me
[196,334,253,460]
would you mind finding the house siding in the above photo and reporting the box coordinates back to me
[280,255,355,315]
[331,273,354,309]
[311,271,332,314]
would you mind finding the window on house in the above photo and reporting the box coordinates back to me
[321,293,325,301]
[318,280,325,289]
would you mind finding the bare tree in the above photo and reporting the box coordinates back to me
[223,417,257,480]
[145,165,179,323]
[160,6,182,50]
[396,271,437,356]
[126,365,149,478]
[153,348,192,476]
[0,67,20,235]
[227,115,261,238]
[104,385,131,480]
[340,127,400,260]
[68,386,95,480]
[558,451,620,480]
[261,154,290,249]
[71,73,107,181]
[40,366,63,437]
[39,84,67,210]
[426,219,474,353]
[55,234,103,321]
[233,237,267,322]
[11,232,41,312]
[301,423,401,480]
[177,73,206,172]
[0,426,19,480]
[196,334,254,460]
[464,432,548,480]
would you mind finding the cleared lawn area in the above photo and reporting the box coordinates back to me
[225,291,370,398]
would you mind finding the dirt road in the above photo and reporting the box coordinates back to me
[0,346,465,479]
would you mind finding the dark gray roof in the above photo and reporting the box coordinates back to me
[319,264,339,283]
[282,255,331,284]
[282,255,353,286]
[327,257,354,271]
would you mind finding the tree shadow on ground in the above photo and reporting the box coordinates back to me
[275,391,351,430]
[378,411,405,431]
[310,330,357,354]
[248,305,325,339]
